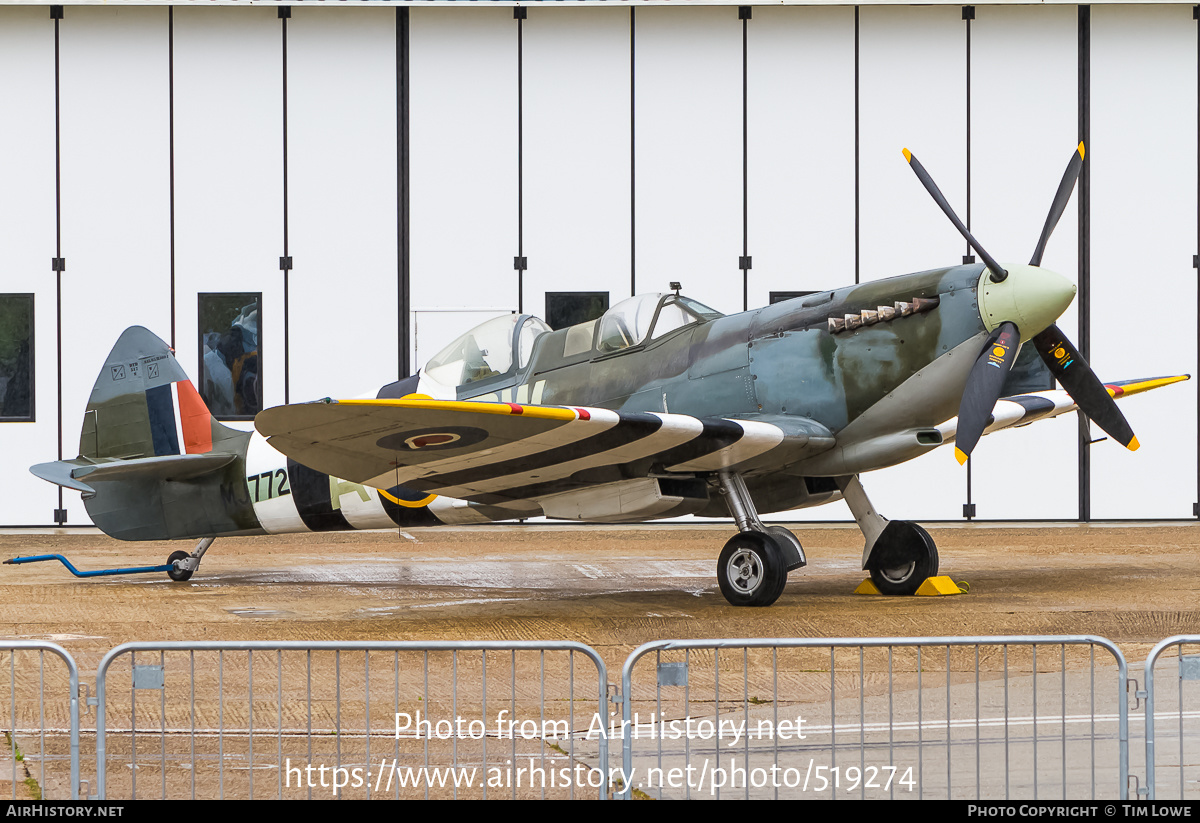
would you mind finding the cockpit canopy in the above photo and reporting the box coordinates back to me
[424,313,551,389]
[421,293,722,394]
[596,293,723,353]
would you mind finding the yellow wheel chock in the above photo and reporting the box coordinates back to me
[855,576,967,596]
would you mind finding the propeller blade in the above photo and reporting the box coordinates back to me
[1029,142,1085,267]
[903,149,1009,282]
[955,322,1021,464]
[1032,324,1139,450]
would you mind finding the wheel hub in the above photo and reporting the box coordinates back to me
[727,548,763,595]
[878,561,916,584]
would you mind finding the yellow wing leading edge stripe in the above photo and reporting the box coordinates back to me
[338,397,583,422]
[1104,375,1188,399]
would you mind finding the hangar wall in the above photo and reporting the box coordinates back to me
[0,3,1194,527]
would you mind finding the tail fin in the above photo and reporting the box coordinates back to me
[79,326,237,459]
[30,327,258,540]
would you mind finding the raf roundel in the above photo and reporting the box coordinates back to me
[375,426,489,452]
[406,433,460,449]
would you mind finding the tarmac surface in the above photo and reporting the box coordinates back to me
[2,523,1197,661]
[1,522,1198,800]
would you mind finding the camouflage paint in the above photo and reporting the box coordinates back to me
[469,265,985,446]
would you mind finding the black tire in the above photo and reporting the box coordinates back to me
[717,532,787,607]
[167,550,193,582]
[867,521,938,596]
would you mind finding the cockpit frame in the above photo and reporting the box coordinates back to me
[420,293,723,400]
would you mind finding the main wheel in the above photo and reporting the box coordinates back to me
[167,550,193,582]
[867,521,938,596]
[717,532,787,607]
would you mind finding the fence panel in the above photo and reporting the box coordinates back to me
[0,642,80,801]
[1141,635,1200,799]
[619,636,1130,800]
[94,641,609,800]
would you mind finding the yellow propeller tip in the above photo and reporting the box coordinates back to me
[1077,141,1085,159]
[902,148,912,163]
[1128,436,1140,452]
[955,447,969,465]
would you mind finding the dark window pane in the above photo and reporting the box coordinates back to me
[769,291,817,305]
[198,293,261,419]
[545,292,609,331]
[0,294,33,421]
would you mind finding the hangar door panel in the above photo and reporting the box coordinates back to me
[635,6,742,315]
[410,10,518,315]
[523,8,630,315]
[747,6,856,309]
[0,8,60,525]
[287,9,398,403]
[173,7,285,416]
[59,7,172,527]
[969,5,1078,519]
[858,5,967,521]
[1090,5,1197,519]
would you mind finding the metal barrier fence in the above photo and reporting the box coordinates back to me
[93,641,610,800]
[0,642,80,801]
[1142,635,1200,800]
[16,635,1200,800]
[618,636,1130,800]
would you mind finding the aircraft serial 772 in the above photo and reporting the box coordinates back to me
[16,145,1188,606]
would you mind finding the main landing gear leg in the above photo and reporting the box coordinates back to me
[836,475,938,596]
[167,537,214,582]
[714,471,805,607]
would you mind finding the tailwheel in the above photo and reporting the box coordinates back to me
[165,536,213,582]
[867,521,938,596]
[717,532,787,607]
[166,550,193,582]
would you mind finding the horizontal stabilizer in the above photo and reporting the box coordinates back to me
[31,452,237,494]
[29,461,96,494]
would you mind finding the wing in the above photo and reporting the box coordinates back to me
[936,375,1190,444]
[256,398,835,513]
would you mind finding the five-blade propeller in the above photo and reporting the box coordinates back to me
[902,143,1139,463]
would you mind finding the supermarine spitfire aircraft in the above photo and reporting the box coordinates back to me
[15,145,1188,606]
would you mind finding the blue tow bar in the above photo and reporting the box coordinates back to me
[3,554,174,578]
